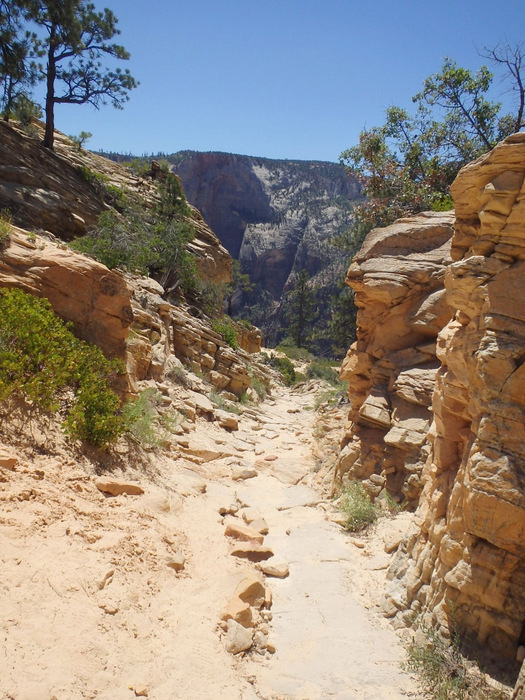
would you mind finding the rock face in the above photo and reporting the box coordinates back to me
[0,228,133,359]
[335,211,454,506]
[173,151,361,300]
[0,121,231,287]
[385,133,525,662]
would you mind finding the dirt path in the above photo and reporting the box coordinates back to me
[1,383,419,700]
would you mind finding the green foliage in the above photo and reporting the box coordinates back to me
[73,173,198,297]
[0,3,39,122]
[275,342,312,362]
[0,208,12,246]
[305,359,341,387]
[77,164,110,187]
[406,624,509,700]
[339,51,525,251]
[10,93,42,125]
[121,388,163,447]
[209,389,241,414]
[262,354,296,386]
[69,130,92,151]
[0,287,124,447]
[250,376,269,401]
[281,269,317,349]
[22,0,137,149]
[211,317,238,349]
[338,481,379,532]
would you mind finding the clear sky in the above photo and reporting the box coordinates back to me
[46,0,525,162]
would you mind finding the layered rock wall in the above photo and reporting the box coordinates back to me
[385,133,525,661]
[334,212,454,506]
[0,121,231,286]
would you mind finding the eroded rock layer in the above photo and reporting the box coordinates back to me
[0,229,266,401]
[385,133,525,662]
[0,120,231,286]
[334,211,454,506]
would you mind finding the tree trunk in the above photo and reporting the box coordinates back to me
[43,43,56,149]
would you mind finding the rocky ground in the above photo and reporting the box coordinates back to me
[1,379,421,700]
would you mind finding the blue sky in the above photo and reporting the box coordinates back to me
[48,0,525,162]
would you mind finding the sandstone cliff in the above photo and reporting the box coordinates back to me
[0,121,231,286]
[378,133,525,664]
[334,211,454,506]
[172,151,361,301]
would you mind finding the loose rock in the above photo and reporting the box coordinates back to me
[95,478,144,497]
[224,619,253,655]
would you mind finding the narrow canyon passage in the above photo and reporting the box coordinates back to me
[1,382,420,700]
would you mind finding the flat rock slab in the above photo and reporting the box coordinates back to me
[230,543,274,562]
[95,478,144,496]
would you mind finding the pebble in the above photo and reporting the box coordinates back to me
[166,552,185,572]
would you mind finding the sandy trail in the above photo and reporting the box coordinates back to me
[1,383,419,700]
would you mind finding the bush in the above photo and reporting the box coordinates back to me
[262,354,296,386]
[306,359,341,386]
[211,317,239,349]
[72,173,199,297]
[0,288,125,447]
[0,209,12,248]
[406,624,509,700]
[121,388,163,447]
[338,481,379,532]
[275,342,312,362]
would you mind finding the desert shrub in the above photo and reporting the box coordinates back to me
[0,288,124,447]
[406,624,509,700]
[72,173,199,297]
[77,165,110,187]
[0,209,12,247]
[211,317,239,349]
[250,376,269,400]
[121,388,163,447]
[338,481,379,532]
[306,359,341,386]
[262,354,296,386]
[69,131,92,151]
[275,342,312,362]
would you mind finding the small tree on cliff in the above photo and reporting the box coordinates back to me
[340,49,525,252]
[25,0,137,149]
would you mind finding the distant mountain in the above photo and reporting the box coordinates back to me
[98,149,362,349]
[171,151,361,301]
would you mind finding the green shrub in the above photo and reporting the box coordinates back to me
[406,624,509,700]
[262,354,296,386]
[0,209,12,248]
[250,376,269,400]
[0,288,124,447]
[77,165,110,187]
[69,131,92,151]
[275,343,312,362]
[72,173,199,297]
[306,359,341,386]
[338,481,379,532]
[121,388,163,447]
[211,317,239,349]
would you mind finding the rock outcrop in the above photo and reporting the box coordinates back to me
[0,229,268,402]
[0,121,231,286]
[334,211,454,506]
[384,133,525,663]
[173,151,361,300]
[0,227,133,359]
